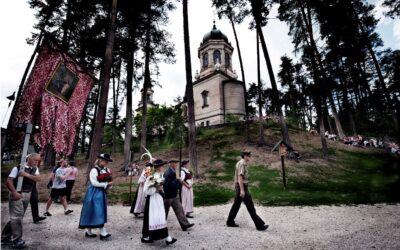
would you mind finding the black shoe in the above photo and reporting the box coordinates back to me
[166,238,177,245]
[257,224,269,231]
[186,214,194,218]
[12,239,25,249]
[43,211,52,216]
[227,221,239,227]
[133,213,140,217]
[64,209,73,215]
[1,237,13,246]
[99,234,111,240]
[141,237,153,243]
[182,223,194,231]
[85,232,97,238]
[33,216,46,223]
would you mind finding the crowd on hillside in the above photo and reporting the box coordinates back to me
[309,128,400,156]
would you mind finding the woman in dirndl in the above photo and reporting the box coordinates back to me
[141,159,177,245]
[79,153,113,240]
[180,160,194,218]
[130,163,152,216]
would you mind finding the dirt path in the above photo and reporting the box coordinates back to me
[1,203,399,249]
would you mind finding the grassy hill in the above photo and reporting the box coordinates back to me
[2,122,399,206]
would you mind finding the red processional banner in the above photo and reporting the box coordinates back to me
[11,40,95,155]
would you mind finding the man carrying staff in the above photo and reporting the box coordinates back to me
[163,160,194,231]
[1,153,42,249]
[226,151,269,231]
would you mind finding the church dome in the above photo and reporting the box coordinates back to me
[202,23,229,43]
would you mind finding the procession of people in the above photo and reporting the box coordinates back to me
[1,149,269,248]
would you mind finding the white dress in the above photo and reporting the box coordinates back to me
[180,167,194,214]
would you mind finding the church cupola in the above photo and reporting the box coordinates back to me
[198,21,235,79]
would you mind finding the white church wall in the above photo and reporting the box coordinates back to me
[224,82,246,116]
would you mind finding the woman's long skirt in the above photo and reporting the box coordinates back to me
[79,184,107,228]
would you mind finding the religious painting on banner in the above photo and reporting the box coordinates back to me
[10,40,96,155]
[45,62,79,104]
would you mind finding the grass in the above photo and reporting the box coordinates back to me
[247,150,400,206]
[194,184,234,206]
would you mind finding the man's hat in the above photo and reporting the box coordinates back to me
[97,153,113,162]
[241,151,251,158]
[182,160,189,166]
[153,159,167,167]
[168,159,179,163]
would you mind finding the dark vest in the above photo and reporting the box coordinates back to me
[13,165,37,193]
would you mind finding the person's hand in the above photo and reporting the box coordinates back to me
[140,182,144,187]
[18,171,29,177]
[12,192,22,201]
[107,182,113,188]
[240,190,245,198]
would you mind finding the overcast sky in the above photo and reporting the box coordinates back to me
[0,0,399,129]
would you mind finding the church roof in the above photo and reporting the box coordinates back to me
[202,22,229,44]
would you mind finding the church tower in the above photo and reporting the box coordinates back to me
[192,22,246,127]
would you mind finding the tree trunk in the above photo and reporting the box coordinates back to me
[62,0,73,50]
[301,0,345,140]
[355,10,399,131]
[140,0,152,157]
[317,99,328,158]
[87,0,118,176]
[124,32,135,164]
[229,14,250,143]
[256,31,265,146]
[250,0,292,147]
[183,0,199,177]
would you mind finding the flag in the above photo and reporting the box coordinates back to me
[11,40,95,155]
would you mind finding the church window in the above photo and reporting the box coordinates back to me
[201,90,209,108]
[213,50,221,64]
[206,121,210,126]
[225,53,230,67]
[203,53,209,67]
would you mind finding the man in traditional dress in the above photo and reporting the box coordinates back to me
[226,151,269,231]
[1,153,42,249]
[141,159,177,245]
[130,162,152,216]
[180,160,194,218]
[163,160,194,231]
[79,154,113,240]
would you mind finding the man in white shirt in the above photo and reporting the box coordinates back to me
[1,153,41,249]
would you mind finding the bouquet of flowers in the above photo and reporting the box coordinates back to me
[147,172,164,187]
[97,172,112,182]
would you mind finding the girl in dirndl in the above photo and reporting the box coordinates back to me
[130,163,152,216]
[180,160,194,218]
[79,154,113,240]
[141,159,177,245]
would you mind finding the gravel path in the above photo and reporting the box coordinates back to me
[1,202,399,249]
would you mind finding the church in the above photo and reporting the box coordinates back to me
[192,22,246,127]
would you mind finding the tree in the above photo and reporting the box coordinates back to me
[249,0,292,147]
[183,0,199,177]
[87,0,118,173]
[383,0,400,18]
[212,0,251,142]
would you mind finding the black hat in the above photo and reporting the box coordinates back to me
[169,159,179,163]
[182,160,189,166]
[145,162,153,167]
[97,153,113,162]
[153,159,167,167]
[241,151,251,158]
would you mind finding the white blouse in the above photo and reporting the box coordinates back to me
[89,166,109,189]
